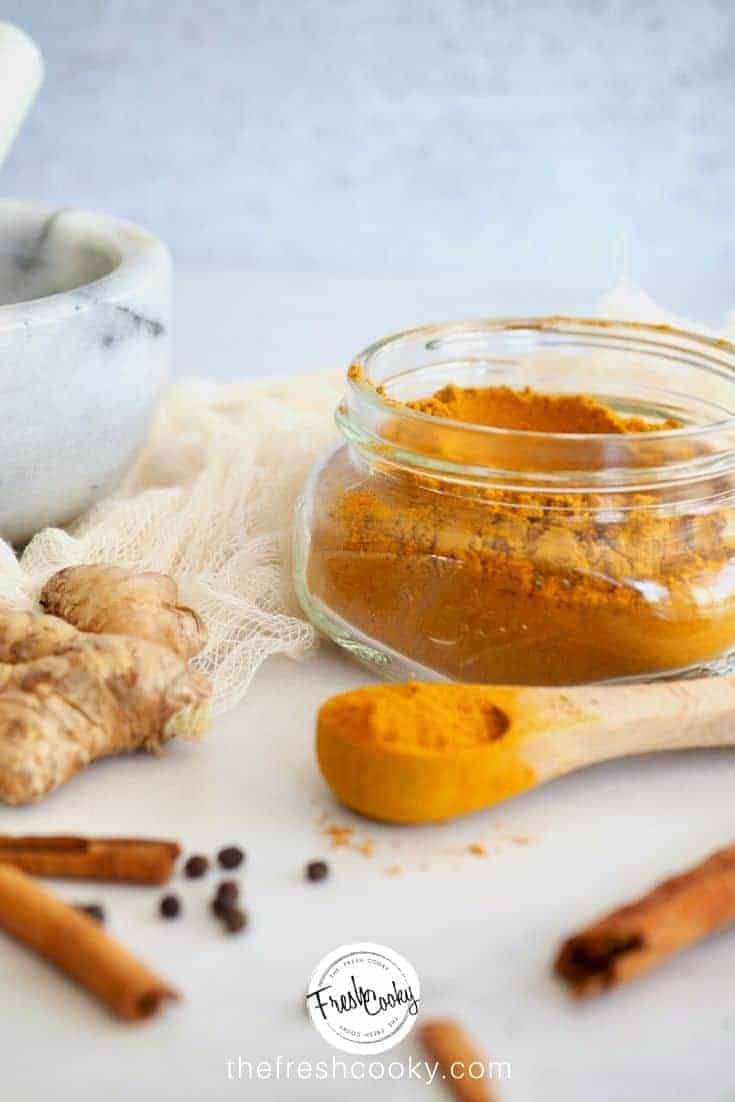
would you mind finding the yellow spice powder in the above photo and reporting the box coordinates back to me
[307,382,735,685]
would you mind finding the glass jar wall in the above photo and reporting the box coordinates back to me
[294,317,735,686]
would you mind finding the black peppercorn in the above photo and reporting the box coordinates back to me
[211,880,240,917]
[217,846,244,870]
[216,880,239,905]
[306,860,329,882]
[160,894,182,919]
[223,906,248,934]
[184,855,209,878]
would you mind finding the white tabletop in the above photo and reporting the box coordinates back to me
[4,270,735,1101]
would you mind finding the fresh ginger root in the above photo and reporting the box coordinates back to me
[0,565,211,806]
[41,564,206,659]
[0,607,78,663]
[0,632,210,806]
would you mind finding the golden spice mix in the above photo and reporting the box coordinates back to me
[296,318,735,686]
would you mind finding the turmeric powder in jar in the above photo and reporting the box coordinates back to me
[294,318,735,686]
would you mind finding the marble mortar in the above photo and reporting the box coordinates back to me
[0,200,171,543]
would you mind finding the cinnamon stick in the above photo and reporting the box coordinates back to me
[0,835,180,884]
[419,1018,500,1102]
[555,841,735,997]
[0,863,178,1021]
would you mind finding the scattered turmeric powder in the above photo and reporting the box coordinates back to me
[307,381,735,684]
[324,824,353,848]
[322,822,379,858]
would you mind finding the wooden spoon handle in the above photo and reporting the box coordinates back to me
[525,675,735,784]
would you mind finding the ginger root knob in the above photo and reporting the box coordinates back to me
[40,564,206,660]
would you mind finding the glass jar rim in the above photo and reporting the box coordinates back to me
[340,315,735,492]
[348,315,735,442]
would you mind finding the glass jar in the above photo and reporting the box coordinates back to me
[294,317,735,686]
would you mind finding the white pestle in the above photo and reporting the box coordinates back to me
[0,23,43,169]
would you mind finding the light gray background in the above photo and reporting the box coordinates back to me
[3,8,735,1101]
[3,0,734,316]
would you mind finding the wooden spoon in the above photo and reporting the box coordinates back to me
[317,679,735,823]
